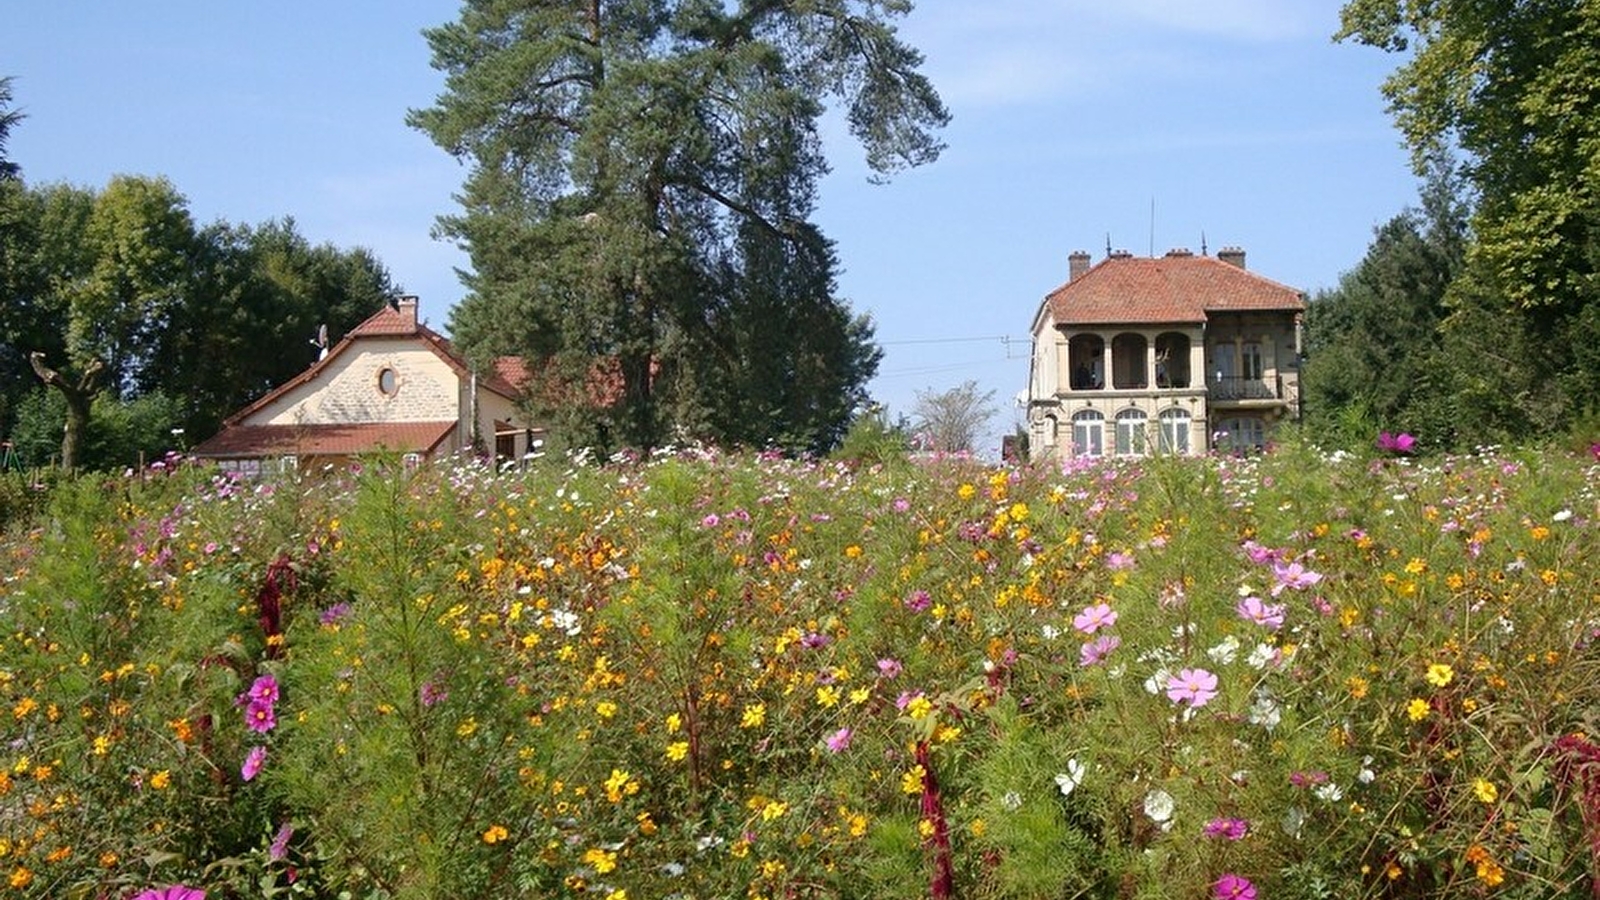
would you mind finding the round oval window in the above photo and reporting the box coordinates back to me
[378,367,398,395]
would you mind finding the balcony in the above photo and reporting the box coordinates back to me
[1209,376,1280,403]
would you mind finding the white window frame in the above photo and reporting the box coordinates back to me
[1158,408,1192,455]
[1071,409,1104,457]
[1114,409,1148,457]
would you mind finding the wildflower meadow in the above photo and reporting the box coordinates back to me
[2,439,1599,899]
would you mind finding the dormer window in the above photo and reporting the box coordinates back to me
[377,367,398,396]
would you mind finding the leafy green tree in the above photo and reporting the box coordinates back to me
[1337,0,1599,316]
[1301,156,1468,447]
[0,76,22,182]
[411,0,947,454]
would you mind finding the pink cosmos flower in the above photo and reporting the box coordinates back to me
[825,727,854,753]
[1104,551,1135,571]
[1072,602,1117,634]
[876,658,903,679]
[1376,431,1417,454]
[133,887,206,900]
[904,590,932,612]
[1235,595,1285,630]
[244,700,277,734]
[244,674,279,706]
[1270,560,1323,596]
[1165,668,1219,708]
[1213,874,1257,900]
[1079,634,1121,668]
[241,745,267,782]
[269,821,294,861]
[1203,816,1249,840]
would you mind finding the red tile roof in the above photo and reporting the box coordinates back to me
[1044,255,1304,326]
[192,421,456,459]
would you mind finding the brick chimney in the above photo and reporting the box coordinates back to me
[1165,248,1194,258]
[1068,250,1091,282]
[395,294,420,327]
[1218,247,1246,269]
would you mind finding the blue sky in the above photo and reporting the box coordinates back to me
[9,2,1419,451]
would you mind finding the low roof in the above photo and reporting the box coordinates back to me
[192,421,456,459]
[1044,254,1304,327]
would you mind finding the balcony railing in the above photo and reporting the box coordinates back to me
[1209,376,1278,402]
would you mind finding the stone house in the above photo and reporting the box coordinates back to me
[1026,248,1306,459]
[192,296,542,475]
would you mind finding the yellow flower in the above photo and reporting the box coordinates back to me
[1473,778,1498,804]
[815,685,840,708]
[970,818,987,837]
[957,483,976,500]
[665,741,689,762]
[1346,675,1370,699]
[457,717,479,737]
[665,713,681,733]
[604,890,627,900]
[1406,698,1431,722]
[741,703,766,729]
[761,800,787,822]
[150,770,171,790]
[582,847,618,874]
[482,824,508,844]
[1425,663,1454,687]
[8,866,32,889]
[594,701,618,720]
[901,765,926,794]
[849,687,871,705]
[905,695,933,720]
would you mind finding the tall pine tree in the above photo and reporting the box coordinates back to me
[410,0,947,453]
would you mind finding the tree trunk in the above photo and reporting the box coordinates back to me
[28,352,102,471]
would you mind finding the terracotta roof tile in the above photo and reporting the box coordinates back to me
[1045,255,1303,326]
[192,422,457,458]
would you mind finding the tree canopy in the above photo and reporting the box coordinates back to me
[1321,1,1600,446]
[410,0,947,455]
[1,174,393,469]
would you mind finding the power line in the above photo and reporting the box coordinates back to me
[880,335,1027,346]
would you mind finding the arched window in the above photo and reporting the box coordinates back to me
[1114,409,1148,457]
[1071,409,1104,457]
[1111,333,1148,389]
[1158,408,1191,454]
[1068,335,1105,390]
[1154,332,1190,388]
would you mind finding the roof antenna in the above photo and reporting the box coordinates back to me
[1201,231,1209,256]
[1104,232,1112,257]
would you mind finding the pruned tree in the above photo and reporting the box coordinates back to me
[411,0,947,454]
[911,380,997,454]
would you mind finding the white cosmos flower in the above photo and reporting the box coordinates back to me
[1143,789,1175,828]
[1246,642,1278,670]
[1207,635,1241,665]
[1055,759,1086,796]
[1313,782,1344,803]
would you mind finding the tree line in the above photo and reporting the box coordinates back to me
[1303,1,1600,451]
[0,79,394,470]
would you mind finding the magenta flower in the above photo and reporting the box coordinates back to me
[133,887,206,900]
[1166,668,1219,708]
[420,680,448,707]
[1213,873,1257,900]
[269,821,294,861]
[1376,431,1417,454]
[876,657,903,679]
[904,590,932,612]
[241,745,267,782]
[244,674,279,706]
[1235,595,1285,630]
[1270,560,1323,596]
[1072,602,1118,634]
[244,699,277,733]
[1203,816,1249,840]
[1079,634,1122,667]
[825,727,854,753]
